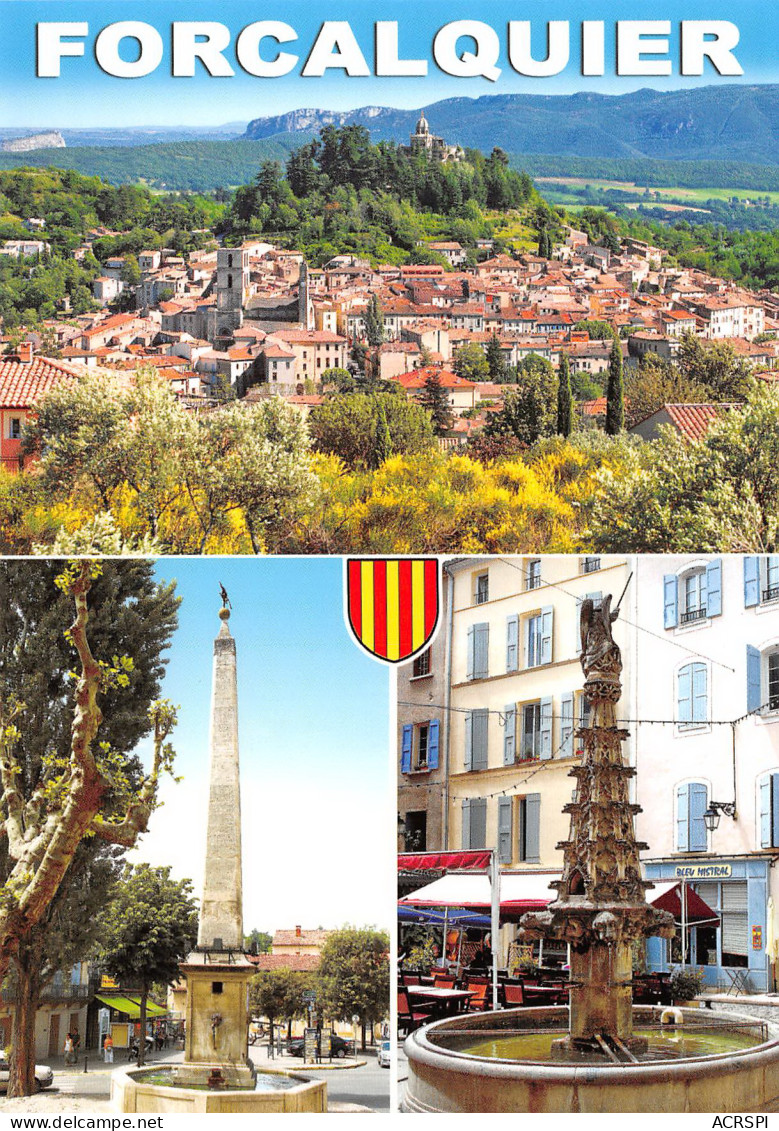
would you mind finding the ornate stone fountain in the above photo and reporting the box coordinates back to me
[402,594,779,1113]
[112,594,326,1113]
[520,594,674,1058]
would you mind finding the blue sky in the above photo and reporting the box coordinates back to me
[1,0,777,127]
[127,557,393,937]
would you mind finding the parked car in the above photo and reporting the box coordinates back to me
[0,1055,53,1091]
[286,1032,353,1059]
[378,1039,391,1068]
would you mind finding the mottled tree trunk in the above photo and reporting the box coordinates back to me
[138,981,148,1067]
[9,951,42,1098]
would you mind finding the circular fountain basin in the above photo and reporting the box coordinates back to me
[403,1006,779,1113]
[112,1064,327,1113]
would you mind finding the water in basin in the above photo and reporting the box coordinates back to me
[131,1068,302,1092]
[450,1027,764,1064]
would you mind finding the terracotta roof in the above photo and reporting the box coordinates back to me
[273,928,331,947]
[274,330,346,344]
[659,402,738,440]
[392,366,475,390]
[0,354,82,408]
[249,954,320,973]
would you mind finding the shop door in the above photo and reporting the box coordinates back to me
[48,1013,60,1059]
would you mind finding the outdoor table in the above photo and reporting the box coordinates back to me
[407,987,476,1018]
[522,984,569,1006]
[725,968,750,996]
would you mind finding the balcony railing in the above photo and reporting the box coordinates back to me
[763,586,779,603]
[582,558,601,573]
[680,607,706,625]
[1,983,90,1004]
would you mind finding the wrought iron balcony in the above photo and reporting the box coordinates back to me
[582,558,601,574]
[680,607,706,625]
[763,585,779,603]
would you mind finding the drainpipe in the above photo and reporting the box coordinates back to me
[442,563,455,850]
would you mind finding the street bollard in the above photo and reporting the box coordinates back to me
[84,1056,88,1073]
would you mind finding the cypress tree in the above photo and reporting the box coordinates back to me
[485,333,507,382]
[417,369,454,435]
[557,351,573,437]
[373,402,393,466]
[364,294,385,347]
[606,334,625,435]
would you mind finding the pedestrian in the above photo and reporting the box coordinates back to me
[63,1032,74,1065]
[103,1033,114,1063]
[72,1030,81,1056]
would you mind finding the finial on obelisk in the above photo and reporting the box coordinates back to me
[219,582,231,624]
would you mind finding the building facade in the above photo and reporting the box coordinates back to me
[633,554,779,993]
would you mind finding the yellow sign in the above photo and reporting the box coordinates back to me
[100,974,120,989]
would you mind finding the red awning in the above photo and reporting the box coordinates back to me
[649,881,720,926]
[398,850,492,872]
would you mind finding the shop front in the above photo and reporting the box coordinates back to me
[644,857,772,993]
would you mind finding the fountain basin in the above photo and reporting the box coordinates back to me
[402,1006,779,1113]
[112,1063,327,1113]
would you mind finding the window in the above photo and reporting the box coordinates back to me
[517,794,541,862]
[582,556,601,574]
[400,720,439,774]
[526,559,541,590]
[465,709,488,770]
[746,645,779,715]
[677,662,707,728]
[227,274,233,289]
[462,797,487,850]
[560,692,574,758]
[9,417,21,440]
[412,648,431,678]
[403,810,427,851]
[474,572,489,605]
[675,782,708,851]
[466,622,489,680]
[744,555,779,608]
[519,698,552,762]
[664,560,722,628]
[525,606,553,668]
[759,773,779,848]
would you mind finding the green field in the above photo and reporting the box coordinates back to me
[536,176,779,205]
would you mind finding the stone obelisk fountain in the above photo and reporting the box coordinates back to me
[521,594,675,1056]
[178,588,255,1086]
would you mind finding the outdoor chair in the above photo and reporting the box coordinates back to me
[465,982,490,1012]
[433,975,455,989]
[503,983,525,1007]
[397,989,432,1035]
[402,973,421,985]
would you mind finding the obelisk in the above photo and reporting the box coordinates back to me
[179,592,254,1083]
[199,602,243,949]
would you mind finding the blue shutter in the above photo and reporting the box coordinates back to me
[503,705,516,766]
[427,719,439,770]
[773,776,779,848]
[664,575,678,629]
[525,794,541,863]
[472,709,489,770]
[744,556,760,608]
[706,559,722,617]
[540,606,554,665]
[506,614,518,672]
[462,799,472,849]
[466,625,474,680]
[560,693,574,758]
[539,697,553,759]
[471,798,487,849]
[747,645,762,713]
[498,796,512,864]
[760,776,772,848]
[464,712,473,770]
[692,663,707,724]
[401,725,412,773]
[676,785,690,851]
[677,664,692,725]
[689,782,708,851]
[474,622,489,679]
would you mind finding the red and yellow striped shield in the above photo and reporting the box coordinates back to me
[345,558,440,664]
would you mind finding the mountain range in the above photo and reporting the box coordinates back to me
[243,85,779,165]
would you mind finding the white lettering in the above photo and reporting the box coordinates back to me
[36,22,88,77]
[95,22,164,78]
[508,21,569,78]
[581,21,605,77]
[681,21,743,76]
[433,21,501,82]
[172,22,234,77]
[617,21,672,77]
[302,22,371,77]
[375,22,427,77]
[236,22,299,78]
